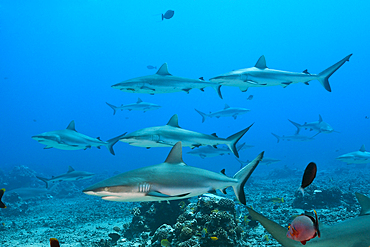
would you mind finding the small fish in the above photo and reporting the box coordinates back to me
[269,197,284,203]
[299,162,317,195]
[162,10,174,20]
[287,210,320,245]
[50,238,60,247]
[263,234,270,242]
[178,201,186,209]
[0,188,6,209]
[161,239,171,247]
[247,95,254,100]
[147,65,157,69]
[210,236,218,241]
[201,228,207,238]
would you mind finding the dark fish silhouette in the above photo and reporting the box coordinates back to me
[147,65,157,70]
[247,95,254,100]
[162,10,174,20]
[0,188,6,208]
[50,238,60,247]
[299,162,317,195]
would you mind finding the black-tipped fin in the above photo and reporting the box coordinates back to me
[147,191,190,198]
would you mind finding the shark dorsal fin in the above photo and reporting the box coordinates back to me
[211,133,218,138]
[166,114,180,128]
[220,169,226,176]
[67,166,75,173]
[137,98,143,103]
[254,55,267,69]
[165,142,184,164]
[224,104,230,109]
[66,121,76,131]
[318,114,323,123]
[356,192,370,216]
[359,144,366,152]
[156,63,171,76]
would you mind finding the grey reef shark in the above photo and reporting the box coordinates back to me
[36,166,95,188]
[32,120,126,155]
[187,142,253,159]
[288,115,336,134]
[336,144,370,164]
[119,114,253,158]
[271,132,318,143]
[83,141,264,204]
[106,98,161,115]
[210,54,352,93]
[247,192,370,246]
[194,104,250,123]
[111,63,223,98]
[236,157,281,167]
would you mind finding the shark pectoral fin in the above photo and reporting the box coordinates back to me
[44,146,53,149]
[182,88,191,94]
[239,86,249,92]
[281,82,292,88]
[147,191,190,198]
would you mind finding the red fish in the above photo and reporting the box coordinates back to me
[50,238,60,247]
[287,210,320,245]
[299,162,317,195]
[0,188,6,209]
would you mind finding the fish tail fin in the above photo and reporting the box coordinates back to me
[232,152,264,204]
[247,207,300,247]
[106,102,117,115]
[161,14,164,20]
[271,133,280,143]
[106,132,127,155]
[36,176,50,188]
[194,109,208,123]
[298,186,305,196]
[226,123,254,158]
[317,54,352,92]
[288,119,302,134]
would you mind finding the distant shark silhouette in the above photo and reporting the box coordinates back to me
[32,121,126,155]
[119,114,252,158]
[210,54,352,93]
[84,141,264,204]
[112,63,223,98]
[288,115,336,134]
[187,142,253,159]
[106,98,161,115]
[195,104,250,123]
[36,166,95,188]
[247,192,370,246]
[271,132,318,143]
[336,144,370,164]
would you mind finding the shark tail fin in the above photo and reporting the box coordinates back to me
[36,176,50,188]
[288,119,302,134]
[106,102,117,115]
[106,132,127,155]
[226,123,254,158]
[271,133,281,143]
[247,206,300,247]
[317,54,352,92]
[194,109,208,123]
[232,152,263,204]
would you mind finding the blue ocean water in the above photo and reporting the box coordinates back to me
[1,0,369,208]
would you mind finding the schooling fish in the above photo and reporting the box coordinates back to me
[50,238,60,247]
[0,188,6,208]
[299,162,317,195]
[162,10,174,20]
[287,210,320,245]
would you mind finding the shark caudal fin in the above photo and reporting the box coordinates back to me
[194,109,209,123]
[232,152,263,204]
[36,176,51,188]
[247,206,300,247]
[106,102,118,115]
[106,132,127,155]
[271,133,281,143]
[0,188,7,209]
[226,123,254,158]
[288,119,302,134]
[317,54,352,92]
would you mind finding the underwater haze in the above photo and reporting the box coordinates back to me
[0,0,370,246]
